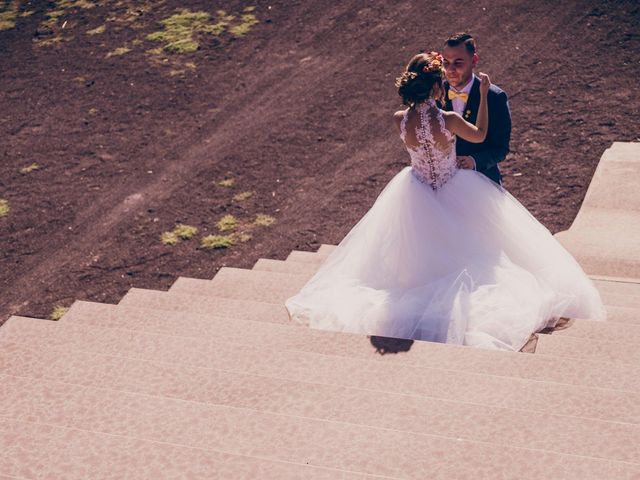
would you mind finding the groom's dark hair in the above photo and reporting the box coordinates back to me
[445,33,476,55]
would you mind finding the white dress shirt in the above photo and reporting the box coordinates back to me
[450,74,475,116]
[450,74,477,170]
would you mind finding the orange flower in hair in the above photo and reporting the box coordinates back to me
[422,51,445,73]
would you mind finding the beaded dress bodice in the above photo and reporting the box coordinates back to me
[399,99,457,190]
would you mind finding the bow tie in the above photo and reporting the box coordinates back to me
[448,90,469,102]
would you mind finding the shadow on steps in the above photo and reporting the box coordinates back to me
[369,317,575,355]
[369,335,414,355]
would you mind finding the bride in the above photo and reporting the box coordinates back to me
[285,51,605,352]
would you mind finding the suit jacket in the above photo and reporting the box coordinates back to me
[444,77,512,184]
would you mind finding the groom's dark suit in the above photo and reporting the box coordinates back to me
[444,76,512,185]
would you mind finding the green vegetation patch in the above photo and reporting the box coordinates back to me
[0,1,19,31]
[160,231,179,245]
[147,8,259,53]
[146,9,211,53]
[174,223,198,239]
[233,191,253,202]
[105,46,131,58]
[50,305,69,320]
[86,24,105,35]
[161,223,199,245]
[216,214,237,232]
[254,214,275,227]
[0,199,8,218]
[229,12,259,37]
[218,178,235,187]
[20,163,40,174]
[0,199,9,217]
[36,1,96,35]
[201,234,235,249]
[57,0,95,9]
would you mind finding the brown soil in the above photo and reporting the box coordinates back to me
[1,0,639,324]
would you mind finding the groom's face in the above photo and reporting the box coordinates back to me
[443,45,478,89]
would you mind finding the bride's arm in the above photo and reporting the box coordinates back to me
[393,110,406,133]
[444,73,491,143]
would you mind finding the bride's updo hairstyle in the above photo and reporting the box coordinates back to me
[395,51,445,107]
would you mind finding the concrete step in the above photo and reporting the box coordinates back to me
[536,334,639,365]
[5,337,640,465]
[62,301,640,393]
[552,317,640,343]
[2,376,638,478]
[604,305,640,324]
[601,291,640,310]
[173,266,640,317]
[286,250,330,264]
[0,416,374,480]
[120,288,290,324]
[556,210,640,279]
[2,317,640,424]
[154,269,640,337]
[169,268,311,303]
[317,244,337,255]
[253,258,320,275]
[3,371,640,470]
[592,278,640,297]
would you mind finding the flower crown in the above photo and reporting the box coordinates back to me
[422,51,444,74]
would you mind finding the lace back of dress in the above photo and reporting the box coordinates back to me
[401,100,457,191]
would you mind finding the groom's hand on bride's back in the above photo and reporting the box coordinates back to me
[457,155,476,170]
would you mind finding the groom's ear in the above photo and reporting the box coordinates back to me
[471,53,479,68]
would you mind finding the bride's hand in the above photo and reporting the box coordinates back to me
[478,72,491,95]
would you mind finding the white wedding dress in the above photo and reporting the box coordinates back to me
[285,99,605,351]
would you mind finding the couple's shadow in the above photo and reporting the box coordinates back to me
[369,335,414,355]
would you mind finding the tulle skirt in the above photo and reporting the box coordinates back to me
[285,167,606,351]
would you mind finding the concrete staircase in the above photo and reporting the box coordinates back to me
[1,143,640,478]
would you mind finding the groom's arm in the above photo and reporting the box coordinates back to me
[471,90,511,172]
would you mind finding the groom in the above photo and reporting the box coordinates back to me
[442,33,511,185]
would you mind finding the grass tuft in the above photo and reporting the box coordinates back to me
[20,163,40,174]
[162,224,199,245]
[86,24,105,35]
[229,13,259,37]
[147,8,259,55]
[254,214,275,227]
[0,199,9,217]
[146,9,211,53]
[216,214,237,232]
[236,232,252,243]
[50,305,69,321]
[233,191,253,202]
[218,178,235,187]
[174,224,198,239]
[57,0,95,8]
[160,231,179,245]
[0,1,18,30]
[105,46,131,58]
[201,234,235,249]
